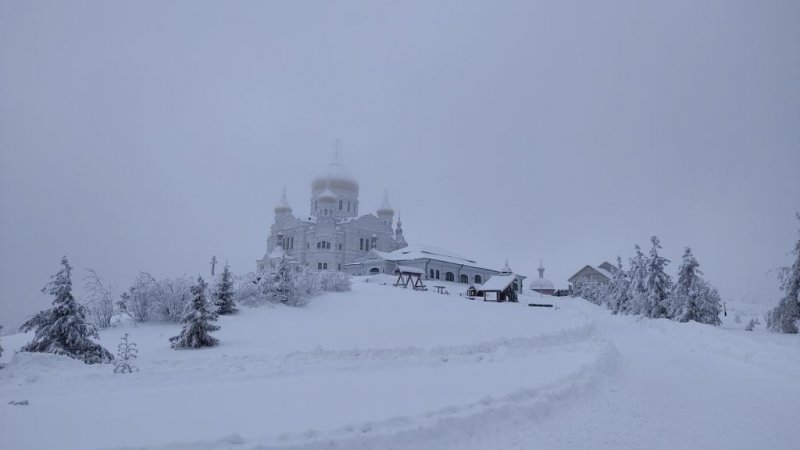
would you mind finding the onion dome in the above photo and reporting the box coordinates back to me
[318,181,337,203]
[311,140,359,193]
[377,189,394,216]
[274,187,292,214]
[530,260,555,291]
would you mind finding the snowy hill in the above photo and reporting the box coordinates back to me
[1,276,798,450]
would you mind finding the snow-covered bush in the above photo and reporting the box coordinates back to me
[234,272,269,306]
[318,270,352,292]
[153,277,193,322]
[766,214,800,334]
[20,257,113,364]
[170,277,219,349]
[745,318,760,332]
[294,269,322,299]
[120,272,158,323]
[573,280,609,305]
[83,269,116,330]
[118,274,194,323]
[264,257,306,306]
[114,333,139,373]
[213,264,237,315]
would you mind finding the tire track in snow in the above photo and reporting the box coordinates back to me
[114,324,620,450]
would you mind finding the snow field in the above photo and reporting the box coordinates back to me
[1,277,615,450]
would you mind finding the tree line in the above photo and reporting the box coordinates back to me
[1,256,351,367]
[574,236,723,325]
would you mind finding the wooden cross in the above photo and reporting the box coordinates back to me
[210,256,218,276]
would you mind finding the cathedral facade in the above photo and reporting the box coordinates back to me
[257,148,407,274]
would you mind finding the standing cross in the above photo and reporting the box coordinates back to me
[210,256,218,276]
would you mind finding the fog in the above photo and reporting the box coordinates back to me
[1,0,798,331]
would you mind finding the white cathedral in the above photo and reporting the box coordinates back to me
[257,145,525,293]
[257,147,407,274]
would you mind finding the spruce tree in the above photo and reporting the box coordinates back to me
[609,256,630,314]
[671,248,721,325]
[767,213,800,333]
[20,257,113,364]
[213,264,237,315]
[626,245,647,315]
[170,276,219,349]
[671,247,702,321]
[642,236,672,319]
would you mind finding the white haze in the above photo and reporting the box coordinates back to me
[1,0,799,330]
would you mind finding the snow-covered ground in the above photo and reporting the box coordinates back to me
[1,275,798,450]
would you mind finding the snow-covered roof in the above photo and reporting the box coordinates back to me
[479,274,517,292]
[366,244,500,272]
[394,265,424,275]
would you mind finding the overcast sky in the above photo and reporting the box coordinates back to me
[1,0,799,331]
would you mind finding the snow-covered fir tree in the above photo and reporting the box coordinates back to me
[766,213,800,333]
[213,264,237,315]
[626,245,647,315]
[114,333,139,373]
[642,236,672,319]
[266,257,305,306]
[670,248,721,325]
[609,256,630,314]
[170,276,220,349]
[0,325,4,360]
[19,257,113,364]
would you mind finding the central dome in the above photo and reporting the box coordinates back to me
[311,143,359,193]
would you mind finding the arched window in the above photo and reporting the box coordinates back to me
[317,242,321,249]
[348,201,351,212]
[338,264,341,271]
[430,269,435,279]
[317,263,322,270]
[474,274,482,284]
[459,274,468,284]
[370,268,380,275]
[339,199,343,210]
[445,272,455,282]
[435,270,440,279]
[360,238,364,250]
[323,263,328,270]
[338,243,342,250]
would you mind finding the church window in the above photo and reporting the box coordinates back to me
[326,241,331,249]
[318,263,322,270]
[474,275,482,284]
[323,263,328,270]
[459,274,468,284]
[371,237,377,249]
[291,237,294,249]
[339,199,342,210]
[348,201,351,212]
[317,242,321,249]
[307,243,310,249]
[513,281,519,292]
[360,238,364,250]
[446,272,455,282]
[435,270,440,279]
[430,269,434,279]
[338,243,342,250]
[338,263,341,270]
[366,240,370,251]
